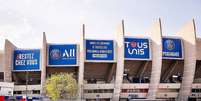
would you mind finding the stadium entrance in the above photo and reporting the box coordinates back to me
[158,37,184,99]
[120,60,152,100]
[83,63,115,101]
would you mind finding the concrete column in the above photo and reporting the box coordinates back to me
[113,20,125,101]
[177,20,196,101]
[0,51,4,73]
[147,19,162,99]
[41,32,47,95]
[4,39,16,82]
[77,24,85,100]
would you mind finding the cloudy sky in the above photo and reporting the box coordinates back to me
[0,0,201,49]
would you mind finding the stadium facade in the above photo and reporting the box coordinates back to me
[0,19,201,101]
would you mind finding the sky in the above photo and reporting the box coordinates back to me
[0,0,201,49]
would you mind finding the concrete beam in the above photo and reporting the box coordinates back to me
[177,20,197,101]
[113,20,125,101]
[12,72,19,84]
[0,51,4,73]
[77,24,85,100]
[137,61,149,78]
[146,19,163,99]
[41,32,47,95]
[161,61,178,82]
[106,63,116,83]
[196,38,201,60]
[4,39,16,82]
[194,62,201,79]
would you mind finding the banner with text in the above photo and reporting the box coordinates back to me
[13,49,40,70]
[124,37,150,60]
[48,44,77,66]
[162,38,183,59]
[85,39,115,62]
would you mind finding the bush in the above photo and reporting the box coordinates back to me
[45,73,78,101]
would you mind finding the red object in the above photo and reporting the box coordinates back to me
[20,98,26,101]
[0,96,4,101]
[131,41,137,48]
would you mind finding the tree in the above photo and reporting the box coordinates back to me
[45,73,78,101]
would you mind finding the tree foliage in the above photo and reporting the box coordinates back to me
[45,73,78,101]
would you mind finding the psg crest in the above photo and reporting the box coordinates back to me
[50,49,61,60]
[165,39,175,51]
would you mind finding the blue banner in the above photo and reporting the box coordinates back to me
[124,38,150,60]
[85,40,114,61]
[13,49,40,70]
[162,38,183,59]
[48,44,77,66]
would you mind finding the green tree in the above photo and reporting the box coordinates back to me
[45,73,78,101]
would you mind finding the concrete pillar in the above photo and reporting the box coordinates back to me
[41,32,47,95]
[177,20,196,101]
[196,38,201,60]
[0,50,4,81]
[77,24,85,100]
[147,19,162,99]
[0,51,4,73]
[4,39,16,82]
[113,20,125,101]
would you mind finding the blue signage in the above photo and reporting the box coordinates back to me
[162,38,183,59]
[13,49,40,70]
[124,38,150,60]
[48,44,77,66]
[85,40,114,61]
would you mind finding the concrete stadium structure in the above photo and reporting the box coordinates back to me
[0,19,201,101]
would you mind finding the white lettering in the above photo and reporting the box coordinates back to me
[63,49,76,58]
[125,41,148,56]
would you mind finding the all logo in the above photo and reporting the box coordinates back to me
[48,44,77,66]
[50,49,75,60]
[62,49,76,59]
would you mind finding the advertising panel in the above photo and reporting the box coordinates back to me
[85,39,115,62]
[162,37,183,59]
[13,49,40,70]
[48,44,77,66]
[124,37,150,60]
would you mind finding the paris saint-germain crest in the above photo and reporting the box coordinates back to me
[50,49,61,60]
[165,39,175,51]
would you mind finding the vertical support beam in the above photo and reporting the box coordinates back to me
[78,24,85,100]
[162,61,178,82]
[147,19,162,99]
[41,32,47,95]
[4,39,16,82]
[138,61,149,78]
[0,51,4,75]
[106,64,116,83]
[196,38,201,60]
[194,62,201,79]
[177,20,196,101]
[113,20,125,101]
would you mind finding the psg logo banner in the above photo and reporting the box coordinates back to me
[162,38,183,59]
[124,37,151,60]
[13,49,40,71]
[85,39,115,62]
[48,44,77,66]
